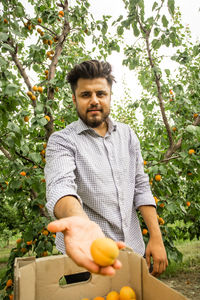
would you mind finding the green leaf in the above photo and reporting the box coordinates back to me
[162,15,169,27]
[117,26,124,35]
[38,118,48,126]
[35,103,44,114]
[0,57,7,66]
[154,27,160,37]
[0,32,8,42]
[15,5,25,17]
[168,0,175,15]
[7,122,20,134]
[5,84,19,95]
[29,152,41,163]
[152,39,162,50]
[1,43,15,53]
[132,23,140,37]
[152,1,158,11]
[164,69,170,76]
[32,64,41,72]
[185,125,200,137]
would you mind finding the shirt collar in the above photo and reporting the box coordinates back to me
[75,117,117,135]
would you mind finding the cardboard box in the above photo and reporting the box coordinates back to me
[14,249,188,300]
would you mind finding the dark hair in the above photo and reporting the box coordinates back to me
[66,60,115,94]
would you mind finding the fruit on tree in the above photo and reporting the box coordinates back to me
[44,115,50,122]
[20,171,26,176]
[142,229,148,235]
[6,279,13,288]
[38,86,43,93]
[188,149,195,155]
[31,94,36,101]
[33,86,38,91]
[155,174,162,181]
[58,10,64,17]
[24,116,29,122]
[27,91,33,97]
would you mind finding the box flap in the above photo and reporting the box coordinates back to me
[141,258,188,300]
[14,257,36,300]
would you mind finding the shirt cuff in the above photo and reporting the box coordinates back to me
[134,191,156,209]
[46,188,82,218]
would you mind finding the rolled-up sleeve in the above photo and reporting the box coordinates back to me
[130,131,156,209]
[44,131,82,218]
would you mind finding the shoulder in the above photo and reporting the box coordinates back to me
[115,120,138,138]
[47,121,78,149]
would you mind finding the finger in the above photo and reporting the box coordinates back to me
[145,252,151,269]
[116,241,126,249]
[47,218,70,233]
[151,260,160,276]
[112,259,122,270]
[99,265,116,276]
[69,250,100,274]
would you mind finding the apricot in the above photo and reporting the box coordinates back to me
[119,286,136,300]
[90,237,119,267]
[31,95,36,101]
[6,279,13,288]
[155,174,161,181]
[58,10,64,17]
[38,86,43,93]
[44,115,50,122]
[20,171,26,176]
[33,85,38,91]
[24,116,29,122]
[188,149,195,155]
[27,91,33,97]
[142,229,148,235]
[106,290,120,300]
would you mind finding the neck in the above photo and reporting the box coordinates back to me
[93,121,108,137]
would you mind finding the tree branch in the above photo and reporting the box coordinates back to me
[15,151,43,169]
[45,0,70,141]
[0,145,12,160]
[145,34,174,147]
[6,39,36,108]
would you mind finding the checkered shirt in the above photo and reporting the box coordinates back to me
[44,117,155,256]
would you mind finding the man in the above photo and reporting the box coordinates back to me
[45,60,168,278]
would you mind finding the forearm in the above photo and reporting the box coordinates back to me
[54,195,89,220]
[138,205,163,241]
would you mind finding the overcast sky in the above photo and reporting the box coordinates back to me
[87,0,200,102]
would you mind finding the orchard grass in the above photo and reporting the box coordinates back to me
[160,239,200,279]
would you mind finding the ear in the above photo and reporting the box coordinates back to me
[72,94,76,106]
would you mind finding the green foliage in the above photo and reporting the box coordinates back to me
[113,0,200,262]
[0,0,115,297]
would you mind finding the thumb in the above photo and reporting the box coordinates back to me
[47,218,70,233]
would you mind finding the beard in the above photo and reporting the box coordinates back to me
[77,106,110,128]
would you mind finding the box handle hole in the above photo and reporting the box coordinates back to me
[59,271,91,286]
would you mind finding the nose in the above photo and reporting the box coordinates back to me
[90,93,99,105]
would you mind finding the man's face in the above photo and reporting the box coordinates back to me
[72,77,111,128]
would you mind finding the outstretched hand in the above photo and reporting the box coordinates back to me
[47,216,125,276]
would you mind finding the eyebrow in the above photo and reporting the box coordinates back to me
[79,90,108,95]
